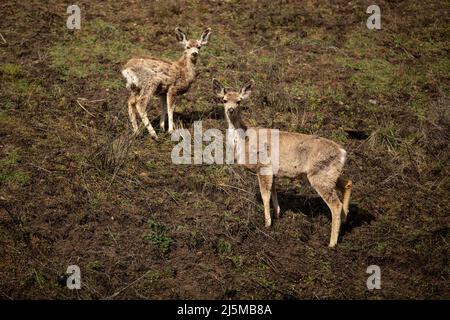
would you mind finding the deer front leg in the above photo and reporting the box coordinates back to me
[271,182,280,219]
[167,91,176,133]
[257,173,273,228]
[159,94,167,131]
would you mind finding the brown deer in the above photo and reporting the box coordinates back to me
[122,27,211,139]
[212,78,353,247]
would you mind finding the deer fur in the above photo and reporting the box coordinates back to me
[213,79,353,247]
[122,27,211,139]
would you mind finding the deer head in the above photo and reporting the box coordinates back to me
[175,27,211,63]
[213,78,254,124]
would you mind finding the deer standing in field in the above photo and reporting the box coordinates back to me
[122,27,211,139]
[212,79,353,247]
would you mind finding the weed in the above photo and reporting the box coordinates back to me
[217,238,232,255]
[368,122,402,152]
[87,261,104,272]
[144,220,174,252]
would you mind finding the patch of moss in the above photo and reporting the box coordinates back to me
[0,148,30,186]
[0,63,22,77]
[0,110,9,123]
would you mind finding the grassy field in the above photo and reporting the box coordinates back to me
[0,0,449,299]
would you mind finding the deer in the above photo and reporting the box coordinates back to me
[212,78,353,247]
[121,27,212,139]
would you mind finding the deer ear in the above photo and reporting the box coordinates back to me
[212,78,226,98]
[240,80,254,100]
[175,27,187,44]
[200,28,211,45]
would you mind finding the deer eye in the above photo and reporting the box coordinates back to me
[236,100,241,105]
[223,98,228,103]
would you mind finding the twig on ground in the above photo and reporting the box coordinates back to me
[107,227,119,246]
[29,163,52,174]
[76,99,96,117]
[217,183,254,196]
[104,271,150,300]
[77,98,106,103]
[253,223,275,240]
[165,189,181,205]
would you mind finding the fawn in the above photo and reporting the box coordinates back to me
[122,27,211,139]
[212,79,353,247]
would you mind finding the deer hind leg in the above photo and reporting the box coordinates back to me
[271,181,280,219]
[257,173,273,228]
[337,177,352,223]
[135,87,158,139]
[308,174,343,247]
[128,92,139,134]
[159,94,167,131]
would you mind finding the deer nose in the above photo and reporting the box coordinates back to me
[192,51,198,57]
[228,108,235,114]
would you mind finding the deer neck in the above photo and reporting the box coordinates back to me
[226,113,249,163]
[178,53,196,82]
[226,113,247,131]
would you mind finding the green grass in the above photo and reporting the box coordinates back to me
[48,19,148,80]
[368,121,403,154]
[88,191,106,210]
[409,92,429,120]
[146,268,175,282]
[428,57,450,78]
[30,268,46,288]
[144,159,163,171]
[100,79,123,90]
[336,57,401,94]
[0,63,46,97]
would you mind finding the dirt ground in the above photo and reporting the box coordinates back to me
[0,0,449,299]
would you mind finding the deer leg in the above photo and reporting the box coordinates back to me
[127,93,139,134]
[271,181,280,219]
[257,173,273,228]
[309,175,343,247]
[167,92,176,133]
[337,178,352,223]
[135,89,158,140]
[159,94,167,131]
